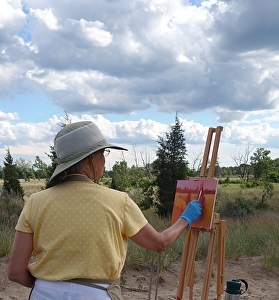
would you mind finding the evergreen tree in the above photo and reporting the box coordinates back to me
[111,160,129,192]
[2,148,24,200]
[153,113,189,217]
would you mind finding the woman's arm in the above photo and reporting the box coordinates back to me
[8,231,36,288]
[130,200,202,253]
[130,218,188,253]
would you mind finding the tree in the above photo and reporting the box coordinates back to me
[33,156,48,179]
[188,149,203,177]
[111,160,129,192]
[0,166,3,179]
[250,147,274,205]
[2,148,24,200]
[250,147,271,181]
[153,113,189,217]
[231,144,254,181]
[16,158,35,181]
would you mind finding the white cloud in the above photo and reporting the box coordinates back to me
[30,8,60,30]
[0,0,279,167]
[79,19,112,47]
[0,0,25,30]
[2,0,279,118]
[0,112,278,168]
[0,111,19,121]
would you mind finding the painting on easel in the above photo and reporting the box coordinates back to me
[171,178,218,230]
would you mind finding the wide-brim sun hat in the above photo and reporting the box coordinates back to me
[49,121,127,182]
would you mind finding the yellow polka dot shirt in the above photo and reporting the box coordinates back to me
[15,179,148,281]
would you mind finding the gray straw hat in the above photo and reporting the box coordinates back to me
[49,121,127,182]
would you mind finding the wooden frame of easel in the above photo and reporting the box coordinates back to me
[176,126,226,300]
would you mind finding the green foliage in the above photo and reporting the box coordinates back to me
[225,212,279,263]
[138,178,156,210]
[0,226,14,257]
[153,113,189,217]
[1,181,279,274]
[0,191,23,228]
[219,196,256,218]
[250,147,272,181]
[111,160,130,192]
[15,158,35,181]
[33,156,48,179]
[242,180,260,188]
[261,179,274,204]
[0,191,23,257]
[2,149,24,199]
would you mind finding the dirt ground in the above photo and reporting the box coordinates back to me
[1,256,278,300]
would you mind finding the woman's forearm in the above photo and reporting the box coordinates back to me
[130,218,188,253]
[8,231,35,288]
[8,268,36,288]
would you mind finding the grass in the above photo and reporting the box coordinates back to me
[125,209,185,272]
[1,180,279,274]
[124,183,279,272]
[0,226,15,257]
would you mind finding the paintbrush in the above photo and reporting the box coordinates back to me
[197,187,203,201]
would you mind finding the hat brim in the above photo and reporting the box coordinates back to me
[49,143,127,183]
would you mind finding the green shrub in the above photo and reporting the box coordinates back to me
[0,226,15,257]
[0,191,23,228]
[219,196,255,218]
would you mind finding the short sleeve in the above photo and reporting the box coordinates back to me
[15,199,33,233]
[123,195,148,237]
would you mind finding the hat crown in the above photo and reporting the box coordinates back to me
[49,120,127,182]
[54,121,105,162]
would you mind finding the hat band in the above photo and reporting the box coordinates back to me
[55,139,107,165]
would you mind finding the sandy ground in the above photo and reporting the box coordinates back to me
[1,256,278,300]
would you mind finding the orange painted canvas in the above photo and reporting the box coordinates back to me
[171,178,218,230]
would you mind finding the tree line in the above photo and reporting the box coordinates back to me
[1,113,279,218]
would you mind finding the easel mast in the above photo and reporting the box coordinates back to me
[176,126,226,300]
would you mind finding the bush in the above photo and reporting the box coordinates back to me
[0,192,23,257]
[219,196,255,218]
[0,191,23,228]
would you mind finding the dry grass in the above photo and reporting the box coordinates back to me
[1,180,279,272]
[0,179,45,199]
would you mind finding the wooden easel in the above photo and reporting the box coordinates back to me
[176,126,226,300]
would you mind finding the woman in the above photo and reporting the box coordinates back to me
[8,121,202,300]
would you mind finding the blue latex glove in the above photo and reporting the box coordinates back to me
[180,200,202,227]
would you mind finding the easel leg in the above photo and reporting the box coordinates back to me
[201,226,217,300]
[217,220,226,300]
[177,229,199,300]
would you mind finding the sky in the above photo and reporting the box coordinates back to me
[1,0,279,170]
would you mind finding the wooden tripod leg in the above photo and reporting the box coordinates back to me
[200,127,214,177]
[208,126,223,178]
[177,229,199,300]
[217,220,226,300]
[177,230,191,300]
[185,230,200,300]
[201,227,217,300]
[188,266,195,300]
